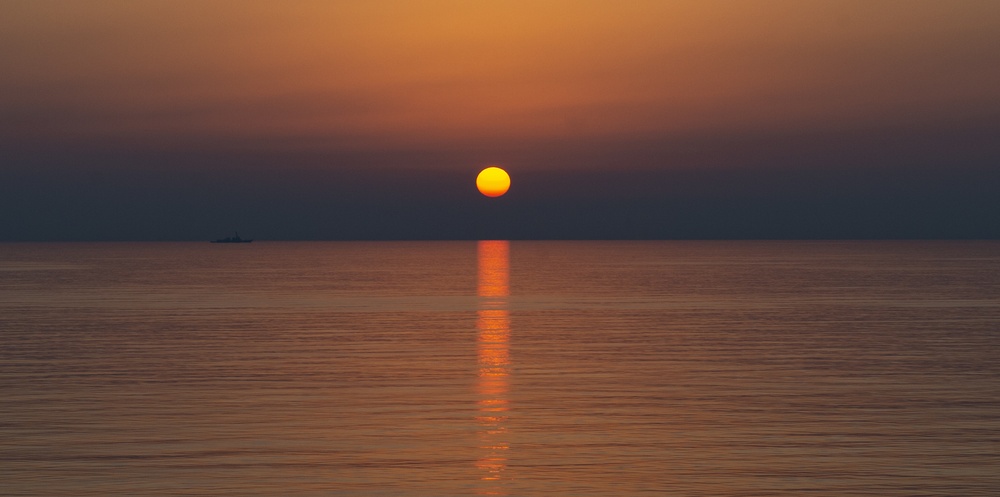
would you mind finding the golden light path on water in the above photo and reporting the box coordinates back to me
[476,240,511,494]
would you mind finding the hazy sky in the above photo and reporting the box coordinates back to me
[2,0,999,240]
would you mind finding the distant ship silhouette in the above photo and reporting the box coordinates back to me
[211,231,253,243]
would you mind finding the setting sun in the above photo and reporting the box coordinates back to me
[476,167,511,197]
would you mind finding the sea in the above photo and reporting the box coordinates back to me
[1,241,998,496]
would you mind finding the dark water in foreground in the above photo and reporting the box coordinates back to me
[2,241,999,496]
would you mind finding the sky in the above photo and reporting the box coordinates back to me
[2,0,999,240]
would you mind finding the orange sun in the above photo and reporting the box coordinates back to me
[476,167,510,197]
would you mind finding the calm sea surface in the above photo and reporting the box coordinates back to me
[2,241,999,496]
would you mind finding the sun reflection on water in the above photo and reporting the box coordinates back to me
[476,240,510,494]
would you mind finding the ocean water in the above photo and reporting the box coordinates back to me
[1,241,999,496]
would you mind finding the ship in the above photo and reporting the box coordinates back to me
[211,231,253,243]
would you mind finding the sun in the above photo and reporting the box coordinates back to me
[476,167,510,197]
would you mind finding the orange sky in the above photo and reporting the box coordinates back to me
[4,0,999,154]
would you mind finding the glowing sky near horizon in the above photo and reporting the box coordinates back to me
[2,1,1000,240]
